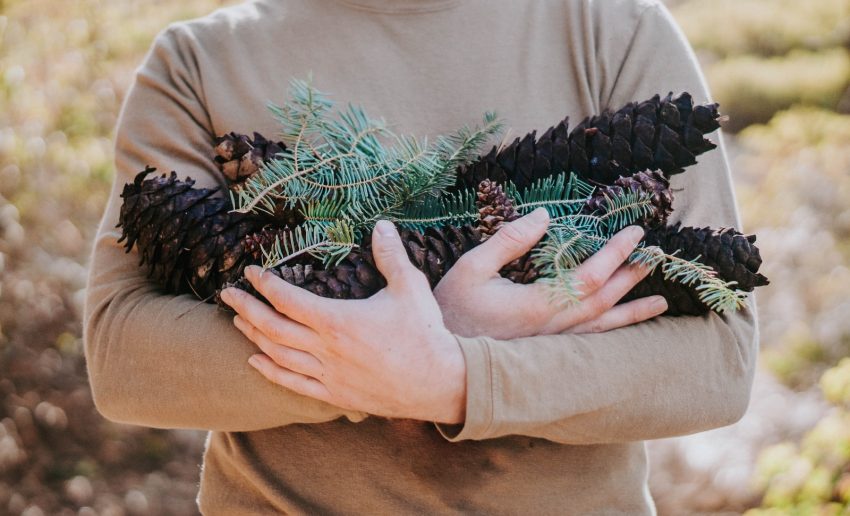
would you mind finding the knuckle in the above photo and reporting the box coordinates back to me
[260,319,286,343]
[589,321,606,333]
[269,346,289,364]
[583,296,607,317]
[580,271,603,293]
[630,304,647,323]
[266,284,289,310]
[496,223,527,249]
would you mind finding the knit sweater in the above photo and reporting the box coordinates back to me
[83,0,760,513]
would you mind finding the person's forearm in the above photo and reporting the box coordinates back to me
[84,231,367,431]
[83,23,367,431]
[435,296,757,444]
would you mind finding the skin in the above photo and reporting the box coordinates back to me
[220,208,668,425]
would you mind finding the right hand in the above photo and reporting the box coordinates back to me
[433,208,668,340]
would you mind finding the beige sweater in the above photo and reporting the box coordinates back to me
[83,0,760,513]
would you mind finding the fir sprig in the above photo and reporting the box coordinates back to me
[230,77,750,315]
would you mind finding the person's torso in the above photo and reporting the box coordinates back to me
[183,0,656,513]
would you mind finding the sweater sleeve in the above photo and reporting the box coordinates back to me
[435,1,760,445]
[83,24,367,432]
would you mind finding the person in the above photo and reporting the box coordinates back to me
[83,0,759,513]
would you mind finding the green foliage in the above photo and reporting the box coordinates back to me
[707,49,850,131]
[0,1,241,513]
[232,76,504,264]
[672,0,850,58]
[736,107,850,389]
[235,79,748,314]
[747,360,850,515]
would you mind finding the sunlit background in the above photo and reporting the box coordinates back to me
[1,0,849,514]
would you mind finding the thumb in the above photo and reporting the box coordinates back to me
[372,219,423,291]
[465,208,550,273]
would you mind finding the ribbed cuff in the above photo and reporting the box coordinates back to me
[434,335,495,442]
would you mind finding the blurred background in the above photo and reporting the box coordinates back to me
[0,0,849,514]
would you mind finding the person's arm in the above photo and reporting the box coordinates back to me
[83,24,367,431]
[434,1,759,445]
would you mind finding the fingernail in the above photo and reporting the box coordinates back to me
[245,265,260,281]
[530,208,549,223]
[248,354,261,368]
[651,296,668,313]
[375,219,397,238]
[627,225,645,242]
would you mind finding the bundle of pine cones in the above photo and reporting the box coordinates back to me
[117,93,768,316]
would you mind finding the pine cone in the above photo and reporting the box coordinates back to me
[476,179,520,239]
[237,225,483,301]
[455,92,720,190]
[584,171,674,229]
[621,223,770,315]
[213,131,286,186]
[475,179,540,283]
[117,167,264,299]
[243,227,291,260]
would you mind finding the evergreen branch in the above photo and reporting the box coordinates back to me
[593,190,655,232]
[627,246,748,313]
[509,173,594,218]
[434,111,504,174]
[391,189,479,231]
[261,221,358,269]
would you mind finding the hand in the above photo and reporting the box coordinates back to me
[219,220,466,424]
[433,208,668,340]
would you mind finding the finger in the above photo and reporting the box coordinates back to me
[372,220,428,292]
[566,296,668,334]
[573,225,644,298]
[234,315,324,379]
[248,354,332,402]
[459,208,549,275]
[541,260,653,333]
[243,265,327,326]
[221,286,318,351]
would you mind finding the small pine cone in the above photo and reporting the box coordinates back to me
[118,167,264,299]
[621,222,769,315]
[476,179,520,240]
[243,227,291,260]
[455,92,720,191]
[584,171,673,229]
[213,131,286,186]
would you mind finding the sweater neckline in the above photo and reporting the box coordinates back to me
[331,0,461,14]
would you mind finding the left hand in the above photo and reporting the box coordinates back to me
[219,220,467,424]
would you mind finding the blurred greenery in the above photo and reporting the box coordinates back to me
[0,0,849,514]
[0,1,237,514]
[673,0,850,58]
[707,49,850,131]
[669,0,850,513]
[746,360,850,514]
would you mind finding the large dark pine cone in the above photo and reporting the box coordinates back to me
[230,225,483,302]
[213,131,286,186]
[584,171,674,229]
[455,92,720,190]
[117,167,264,300]
[621,222,770,315]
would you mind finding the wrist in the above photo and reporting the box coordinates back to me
[427,332,467,424]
